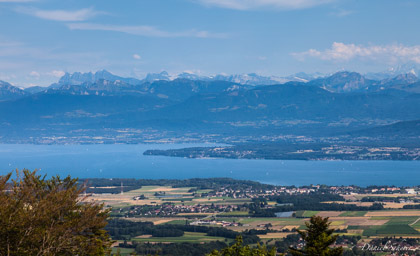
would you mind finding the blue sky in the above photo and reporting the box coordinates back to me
[1,0,420,87]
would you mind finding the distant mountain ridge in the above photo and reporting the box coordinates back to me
[48,70,323,88]
[306,71,420,93]
[139,71,321,85]
[0,80,27,101]
[50,70,142,88]
[47,78,247,102]
[1,69,420,104]
[50,69,420,93]
[2,69,420,103]
[1,70,420,143]
[351,119,420,137]
[1,68,420,144]
[365,63,420,80]
[308,72,375,92]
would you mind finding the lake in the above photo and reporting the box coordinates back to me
[0,144,419,186]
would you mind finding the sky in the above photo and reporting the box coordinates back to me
[1,0,420,87]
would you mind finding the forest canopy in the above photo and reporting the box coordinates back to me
[0,169,112,256]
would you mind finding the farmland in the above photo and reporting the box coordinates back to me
[132,232,231,243]
[85,179,420,255]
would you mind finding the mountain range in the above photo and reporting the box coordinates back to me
[1,69,420,143]
[0,80,28,101]
[0,69,416,101]
[0,67,417,97]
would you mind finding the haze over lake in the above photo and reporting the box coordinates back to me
[0,144,418,186]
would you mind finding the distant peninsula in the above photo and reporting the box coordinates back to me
[144,143,420,161]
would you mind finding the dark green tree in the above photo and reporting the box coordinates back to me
[289,216,343,256]
[0,169,112,256]
[207,235,277,256]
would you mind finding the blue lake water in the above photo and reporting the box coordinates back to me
[0,144,419,186]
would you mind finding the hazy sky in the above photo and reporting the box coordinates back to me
[1,0,420,87]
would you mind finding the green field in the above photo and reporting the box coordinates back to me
[348,225,370,230]
[387,216,418,225]
[163,220,190,225]
[363,217,420,236]
[111,247,135,256]
[239,217,304,225]
[339,211,367,217]
[302,211,319,217]
[162,198,193,202]
[127,186,195,195]
[295,210,323,218]
[298,225,308,230]
[218,211,250,216]
[412,218,420,229]
[330,220,345,226]
[222,199,252,204]
[132,232,231,243]
[195,189,214,193]
[370,216,391,220]
[295,211,305,218]
[363,224,419,236]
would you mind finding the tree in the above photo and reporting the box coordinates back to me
[289,216,343,256]
[207,235,277,256]
[0,169,112,256]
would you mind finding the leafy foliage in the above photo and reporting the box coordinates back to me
[289,216,343,256]
[106,219,260,244]
[207,236,277,256]
[0,169,112,256]
[250,193,383,217]
[119,241,227,256]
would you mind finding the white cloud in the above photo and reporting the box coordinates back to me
[330,9,353,17]
[67,23,226,38]
[133,54,141,60]
[196,0,334,10]
[16,7,101,21]
[48,70,65,77]
[29,71,40,78]
[292,42,420,64]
